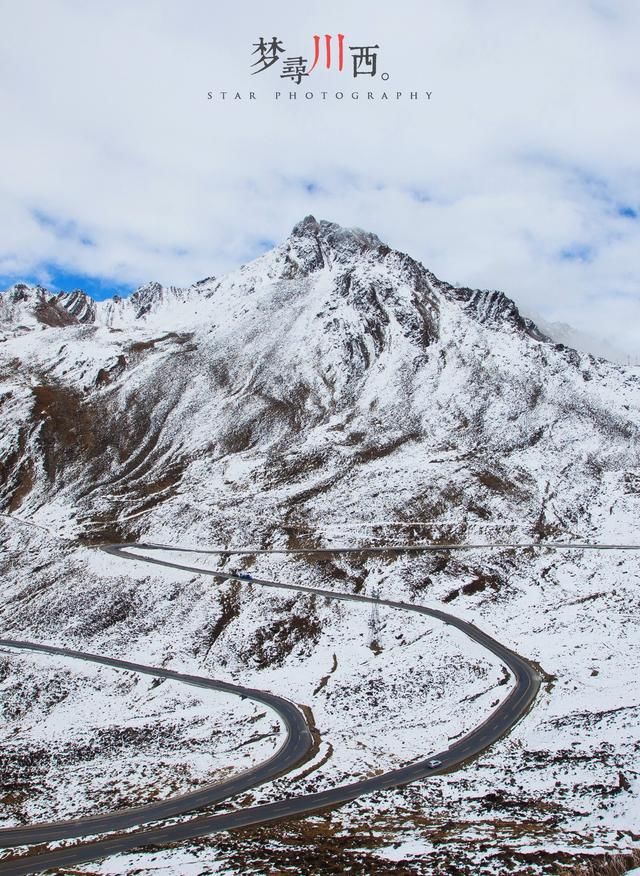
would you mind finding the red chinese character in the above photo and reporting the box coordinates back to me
[308,34,345,73]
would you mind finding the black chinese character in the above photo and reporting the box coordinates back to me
[349,44,379,77]
[251,37,285,74]
[280,56,309,84]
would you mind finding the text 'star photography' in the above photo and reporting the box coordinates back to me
[1,2,639,875]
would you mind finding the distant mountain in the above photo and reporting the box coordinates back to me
[0,283,97,328]
[0,279,208,331]
[523,311,634,365]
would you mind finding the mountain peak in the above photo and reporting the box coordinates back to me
[282,215,387,278]
[291,215,384,251]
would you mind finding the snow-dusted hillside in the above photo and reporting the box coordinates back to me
[1,216,639,874]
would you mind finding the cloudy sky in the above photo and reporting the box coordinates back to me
[1,0,639,354]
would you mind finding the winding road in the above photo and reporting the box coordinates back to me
[0,537,562,875]
[0,638,314,846]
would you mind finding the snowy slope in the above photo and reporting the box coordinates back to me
[1,217,639,874]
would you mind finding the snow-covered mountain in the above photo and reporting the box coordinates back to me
[0,283,97,328]
[2,215,638,542]
[0,279,208,332]
[1,217,639,875]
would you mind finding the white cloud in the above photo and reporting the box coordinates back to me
[0,0,639,352]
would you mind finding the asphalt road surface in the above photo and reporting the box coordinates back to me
[0,538,549,874]
[0,639,314,846]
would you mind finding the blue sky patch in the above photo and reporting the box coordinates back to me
[32,209,94,247]
[0,266,134,301]
[560,243,594,263]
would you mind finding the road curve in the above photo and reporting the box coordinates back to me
[0,639,314,847]
[0,540,543,875]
